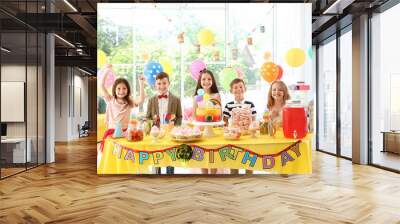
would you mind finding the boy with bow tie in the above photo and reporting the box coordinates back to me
[146,72,182,174]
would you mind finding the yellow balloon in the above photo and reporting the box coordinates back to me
[285,48,306,67]
[203,93,210,101]
[160,59,173,76]
[197,28,215,46]
[97,50,107,68]
[97,87,112,94]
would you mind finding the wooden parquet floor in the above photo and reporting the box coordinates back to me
[1,135,400,224]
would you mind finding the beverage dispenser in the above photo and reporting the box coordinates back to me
[283,82,310,139]
[282,104,307,139]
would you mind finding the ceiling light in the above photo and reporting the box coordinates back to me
[78,68,93,76]
[1,47,11,53]
[322,0,354,15]
[54,34,75,48]
[63,0,78,12]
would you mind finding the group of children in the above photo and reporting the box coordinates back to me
[100,64,290,174]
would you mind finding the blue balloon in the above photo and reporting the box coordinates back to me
[144,60,163,86]
[197,89,205,96]
[144,69,155,86]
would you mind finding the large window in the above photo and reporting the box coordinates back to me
[0,1,46,179]
[371,3,400,171]
[339,29,352,158]
[97,3,312,120]
[317,37,337,154]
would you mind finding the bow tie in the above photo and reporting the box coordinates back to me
[158,94,168,99]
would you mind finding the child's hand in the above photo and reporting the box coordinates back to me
[122,130,127,138]
[138,74,146,85]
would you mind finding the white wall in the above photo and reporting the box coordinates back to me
[1,65,36,138]
[54,66,68,141]
[73,73,89,137]
[1,64,46,163]
[54,67,89,141]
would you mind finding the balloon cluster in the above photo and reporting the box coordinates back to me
[195,88,210,103]
[260,48,308,84]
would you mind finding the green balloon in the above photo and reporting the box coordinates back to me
[307,47,313,59]
[219,67,238,91]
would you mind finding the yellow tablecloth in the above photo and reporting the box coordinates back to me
[97,128,312,174]
[97,114,106,142]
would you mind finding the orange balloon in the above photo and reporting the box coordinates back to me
[141,52,150,61]
[263,51,271,60]
[260,62,278,83]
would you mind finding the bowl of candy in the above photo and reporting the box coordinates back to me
[248,121,259,138]
[224,126,241,140]
[130,129,144,142]
[231,106,252,135]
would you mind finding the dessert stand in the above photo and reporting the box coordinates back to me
[192,120,225,137]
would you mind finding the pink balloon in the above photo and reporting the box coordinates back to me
[104,71,116,88]
[236,67,244,79]
[189,59,206,81]
[98,69,116,88]
[184,107,194,120]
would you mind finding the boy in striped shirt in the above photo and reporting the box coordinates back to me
[223,78,257,126]
[223,78,257,174]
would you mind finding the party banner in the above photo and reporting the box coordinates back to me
[98,136,312,174]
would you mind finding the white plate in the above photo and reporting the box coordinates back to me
[171,136,202,143]
[192,120,225,126]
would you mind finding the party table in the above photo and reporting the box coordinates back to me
[97,128,312,174]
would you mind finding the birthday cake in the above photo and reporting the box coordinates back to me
[195,98,222,122]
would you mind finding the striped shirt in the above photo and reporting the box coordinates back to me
[223,100,257,118]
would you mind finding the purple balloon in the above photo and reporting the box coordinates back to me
[189,59,206,81]
[195,95,203,103]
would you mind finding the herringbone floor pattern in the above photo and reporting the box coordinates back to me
[1,135,400,224]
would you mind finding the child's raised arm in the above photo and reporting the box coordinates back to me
[132,74,146,106]
[100,64,113,101]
